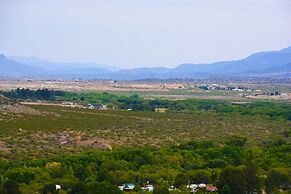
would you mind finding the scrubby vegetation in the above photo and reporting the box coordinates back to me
[0,104,290,160]
[0,89,290,193]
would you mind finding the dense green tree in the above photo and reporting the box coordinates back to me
[0,135,290,193]
[205,159,228,168]
[225,136,247,147]
[174,173,188,188]
[5,169,35,184]
[245,157,262,194]
[265,168,290,193]
[188,170,212,184]
[42,183,57,194]
[220,166,247,194]
[153,184,170,194]
[220,185,231,194]
[73,165,90,181]
[85,181,122,194]
[3,179,21,194]
[69,182,86,194]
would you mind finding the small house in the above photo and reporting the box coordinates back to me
[206,185,218,192]
[119,183,135,192]
[141,185,154,192]
[154,108,167,113]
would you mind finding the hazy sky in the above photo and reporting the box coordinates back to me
[0,0,291,68]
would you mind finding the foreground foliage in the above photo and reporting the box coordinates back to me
[0,138,290,193]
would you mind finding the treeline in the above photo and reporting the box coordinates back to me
[1,89,291,121]
[0,88,66,101]
[64,92,291,121]
[0,137,290,193]
[117,95,291,121]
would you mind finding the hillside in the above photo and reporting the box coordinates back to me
[0,54,42,77]
[0,95,43,115]
[0,95,13,105]
[261,62,291,73]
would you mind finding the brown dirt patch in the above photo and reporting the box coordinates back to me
[0,141,10,152]
[76,138,112,150]
[0,104,43,115]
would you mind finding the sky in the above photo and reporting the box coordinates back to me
[0,0,291,69]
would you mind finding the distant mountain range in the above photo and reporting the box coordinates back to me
[1,46,291,80]
[9,56,120,72]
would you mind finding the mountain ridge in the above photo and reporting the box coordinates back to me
[1,46,291,79]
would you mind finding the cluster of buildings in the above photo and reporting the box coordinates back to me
[118,183,153,192]
[86,103,109,110]
[186,183,218,193]
[198,84,260,92]
[61,102,110,110]
[264,91,281,96]
[118,183,218,193]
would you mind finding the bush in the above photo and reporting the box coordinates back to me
[3,179,21,194]
[153,184,170,194]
